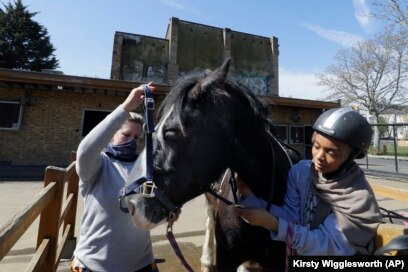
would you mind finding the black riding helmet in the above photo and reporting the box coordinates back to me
[313,108,372,159]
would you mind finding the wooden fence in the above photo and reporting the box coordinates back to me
[0,152,79,272]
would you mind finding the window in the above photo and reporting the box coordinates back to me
[289,126,304,144]
[305,145,313,159]
[0,101,23,130]
[81,109,111,137]
[304,126,313,145]
[304,125,314,159]
[274,125,288,143]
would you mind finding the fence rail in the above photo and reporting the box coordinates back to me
[364,123,408,175]
[0,152,79,272]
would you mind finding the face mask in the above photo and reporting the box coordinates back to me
[106,139,138,162]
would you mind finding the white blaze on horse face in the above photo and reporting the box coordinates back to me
[124,106,174,229]
[126,195,163,230]
[125,150,155,229]
[155,105,174,147]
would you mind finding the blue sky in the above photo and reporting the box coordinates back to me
[19,0,383,100]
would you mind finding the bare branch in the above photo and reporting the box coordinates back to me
[317,30,408,119]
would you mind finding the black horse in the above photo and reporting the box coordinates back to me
[125,59,301,271]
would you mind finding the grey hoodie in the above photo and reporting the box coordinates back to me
[74,106,153,272]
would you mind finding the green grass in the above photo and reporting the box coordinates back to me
[369,145,408,157]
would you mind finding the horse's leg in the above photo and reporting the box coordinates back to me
[200,195,216,272]
[238,262,262,272]
[215,238,251,272]
[214,208,247,272]
[237,264,251,272]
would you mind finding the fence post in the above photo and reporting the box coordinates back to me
[365,155,369,170]
[392,125,399,173]
[61,151,79,259]
[36,167,65,272]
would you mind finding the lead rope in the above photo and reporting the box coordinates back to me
[166,218,195,272]
[166,169,237,272]
[285,221,295,272]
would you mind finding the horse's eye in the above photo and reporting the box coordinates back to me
[163,128,181,141]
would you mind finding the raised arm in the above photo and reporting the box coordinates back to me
[76,83,155,182]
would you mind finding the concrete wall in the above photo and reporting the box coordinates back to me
[111,32,169,84]
[176,21,224,73]
[0,87,124,165]
[229,31,277,95]
[174,22,278,96]
[111,17,279,96]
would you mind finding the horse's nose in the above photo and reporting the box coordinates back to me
[127,200,136,216]
[125,195,141,218]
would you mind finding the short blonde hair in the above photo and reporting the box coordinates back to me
[128,112,143,126]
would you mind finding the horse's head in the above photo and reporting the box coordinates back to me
[123,59,284,229]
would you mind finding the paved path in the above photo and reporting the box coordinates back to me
[1,173,407,271]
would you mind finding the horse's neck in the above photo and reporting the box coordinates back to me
[232,129,274,192]
[233,128,293,201]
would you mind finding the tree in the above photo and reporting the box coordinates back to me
[317,31,408,154]
[0,0,59,71]
[370,0,408,29]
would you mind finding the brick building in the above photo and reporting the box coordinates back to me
[0,69,169,166]
[0,18,339,166]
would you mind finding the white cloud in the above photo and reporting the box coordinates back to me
[159,0,187,10]
[301,23,363,47]
[279,69,331,101]
[353,0,372,30]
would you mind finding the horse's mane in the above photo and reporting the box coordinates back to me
[158,71,275,134]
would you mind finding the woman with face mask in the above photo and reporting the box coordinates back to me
[235,108,382,256]
[71,82,159,272]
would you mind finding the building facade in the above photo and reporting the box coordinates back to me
[111,17,279,96]
[0,18,339,166]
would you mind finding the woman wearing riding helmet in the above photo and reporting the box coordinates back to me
[235,108,382,255]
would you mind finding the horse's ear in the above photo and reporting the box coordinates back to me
[213,58,231,80]
[189,58,232,100]
[204,58,231,85]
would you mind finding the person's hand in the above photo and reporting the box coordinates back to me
[236,175,253,199]
[234,206,278,231]
[122,82,156,112]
